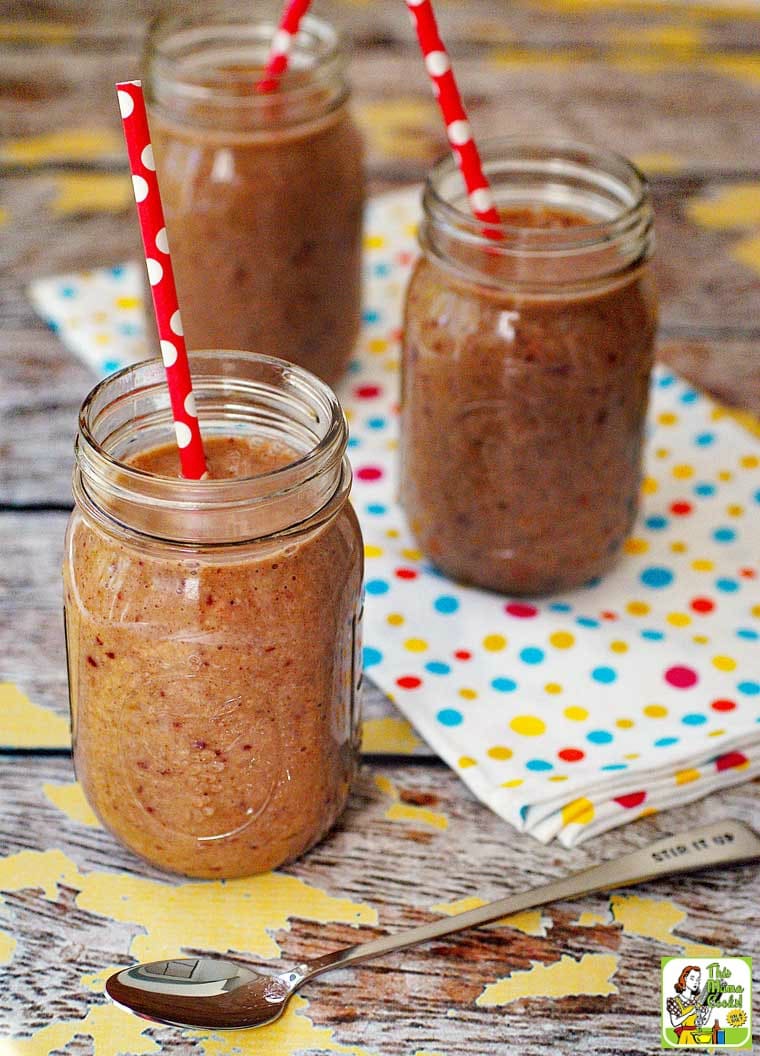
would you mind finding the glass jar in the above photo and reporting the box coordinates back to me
[63,351,363,878]
[401,138,658,596]
[143,3,365,386]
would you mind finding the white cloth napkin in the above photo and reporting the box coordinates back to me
[29,188,760,845]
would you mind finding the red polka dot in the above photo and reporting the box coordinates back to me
[739,567,757,579]
[454,650,472,661]
[711,698,736,712]
[715,750,748,772]
[601,610,618,621]
[670,500,693,516]
[690,597,715,614]
[614,791,647,809]
[395,567,418,580]
[390,327,403,342]
[558,747,585,762]
[397,251,413,266]
[354,384,381,400]
[504,602,538,618]
[664,665,698,689]
[356,465,383,481]
[396,675,422,690]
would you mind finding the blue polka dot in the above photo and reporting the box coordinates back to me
[348,436,361,448]
[712,527,736,543]
[365,503,387,516]
[102,359,122,374]
[60,285,76,299]
[576,616,600,628]
[519,647,545,665]
[737,628,759,641]
[716,578,739,593]
[347,360,362,374]
[550,602,572,612]
[680,389,699,404]
[434,595,459,614]
[587,729,613,745]
[654,736,679,747]
[365,579,389,596]
[366,417,386,430]
[584,576,602,589]
[526,758,553,772]
[362,308,380,324]
[694,432,715,446]
[45,318,59,333]
[373,262,390,277]
[754,489,760,505]
[645,515,669,530]
[363,646,382,668]
[641,629,665,641]
[118,323,140,337]
[492,677,517,693]
[657,373,675,388]
[738,681,759,696]
[601,763,628,771]
[640,566,674,589]
[694,482,716,497]
[681,712,707,726]
[519,805,530,821]
[437,708,463,727]
[425,661,451,675]
[110,264,125,278]
[591,666,617,684]
[422,563,446,579]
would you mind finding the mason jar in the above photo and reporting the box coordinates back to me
[401,138,658,596]
[63,351,363,878]
[143,4,365,386]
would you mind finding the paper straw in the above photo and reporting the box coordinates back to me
[256,0,312,93]
[405,0,502,233]
[116,80,207,480]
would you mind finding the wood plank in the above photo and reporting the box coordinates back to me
[0,754,757,1053]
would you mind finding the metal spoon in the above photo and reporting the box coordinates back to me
[105,818,760,1030]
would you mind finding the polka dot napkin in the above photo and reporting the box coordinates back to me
[29,188,760,845]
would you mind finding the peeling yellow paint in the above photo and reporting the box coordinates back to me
[374,774,397,798]
[615,24,704,49]
[731,231,760,276]
[632,152,684,174]
[534,0,760,19]
[611,894,722,956]
[709,52,760,86]
[0,1001,162,1056]
[374,775,449,830]
[489,46,582,69]
[0,929,17,964]
[0,849,83,901]
[0,20,74,42]
[51,174,132,216]
[0,208,8,226]
[355,99,439,162]
[43,782,101,828]
[476,953,618,1006]
[576,909,610,927]
[0,683,70,748]
[687,184,760,230]
[361,717,422,754]
[1,128,123,166]
[432,896,546,936]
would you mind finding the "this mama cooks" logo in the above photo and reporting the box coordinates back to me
[661,956,752,1048]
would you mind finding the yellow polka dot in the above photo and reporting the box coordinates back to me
[644,704,668,718]
[401,547,422,561]
[368,338,388,355]
[727,504,744,517]
[752,605,760,618]
[549,775,569,782]
[616,718,635,729]
[364,234,385,250]
[658,411,678,426]
[709,728,726,738]
[387,613,404,626]
[561,797,595,826]
[487,746,513,761]
[740,454,759,469]
[385,435,398,447]
[115,295,141,310]
[364,544,383,558]
[692,558,714,572]
[91,310,108,324]
[624,752,640,760]
[549,631,575,649]
[624,537,649,555]
[510,715,546,737]
[655,447,670,460]
[712,655,736,671]
[718,470,733,482]
[711,407,727,421]
[692,634,709,645]
[563,706,588,721]
[501,778,523,788]
[459,755,476,768]
[641,476,659,494]
[675,768,700,785]
[672,463,694,479]
[544,682,562,695]
[94,332,110,345]
[610,640,629,653]
[640,806,658,818]
[670,541,688,554]
[459,688,478,700]
[667,612,691,627]
[627,600,650,616]
[482,634,507,652]
[404,638,428,653]
[385,528,399,539]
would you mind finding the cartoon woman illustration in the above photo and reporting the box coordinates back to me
[667,966,710,1044]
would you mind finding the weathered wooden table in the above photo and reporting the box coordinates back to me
[1,1,758,1053]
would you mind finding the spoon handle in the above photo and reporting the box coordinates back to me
[301,819,760,981]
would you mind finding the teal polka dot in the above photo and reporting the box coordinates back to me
[576,616,600,628]
[645,515,669,530]
[654,736,679,747]
[601,763,628,771]
[437,708,463,726]
[366,503,387,515]
[737,628,758,641]
[738,681,759,696]
[425,661,451,675]
[434,595,459,614]
[694,482,716,497]
[363,646,382,667]
[640,566,674,589]
[591,666,617,684]
[550,603,572,612]
[641,629,665,641]
[658,373,675,388]
[526,758,553,772]
[365,579,389,595]
[712,527,736,543]
[694,432,715,446]
[716,578,739,593]
[681,713,707,725]
[492,677,517,692]
[519,647,545,664]
[587,729,613,744]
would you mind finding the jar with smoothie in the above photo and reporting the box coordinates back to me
[143,5,365,386]
[401,139,658,595]
[63,351,363,878]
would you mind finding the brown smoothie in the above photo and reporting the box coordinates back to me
[401,205,658,596]
[64,435,363,878]
[149,79,364,386]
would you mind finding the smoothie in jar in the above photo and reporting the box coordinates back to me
[144,6,364,386]
[401,140,658,595]
[63,352,363,878]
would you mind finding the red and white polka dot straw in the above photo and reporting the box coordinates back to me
[256,0,312,93]
[116,80,207,479]
[405,0,502,232]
